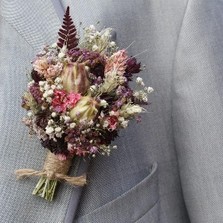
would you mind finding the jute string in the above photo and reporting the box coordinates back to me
[15,152,86,186]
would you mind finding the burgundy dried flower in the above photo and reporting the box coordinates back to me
[105,116,119,131]
[69,49,102,63]
[35,113,49,129]
[31,69,43,82]
[41,136,68,156]
[125,57,141,80]
[29,83,43,104]
[100,129,118,145]
[69,49,105,78]
[126,57,141,73]
[65,127,109,156]
[91,63,105,78]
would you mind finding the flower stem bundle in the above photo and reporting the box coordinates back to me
[16,152,86,200]
[32,177,58,201]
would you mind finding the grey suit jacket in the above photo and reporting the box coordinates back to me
[1,0,222,222]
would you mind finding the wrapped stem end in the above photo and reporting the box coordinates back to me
[15,152,87,201]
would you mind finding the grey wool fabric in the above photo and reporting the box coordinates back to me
[0,0,223,222]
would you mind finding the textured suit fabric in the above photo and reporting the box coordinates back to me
[0,0,222,222]
[60,0,189,222]
[172,0,223,222]
[0,2,76,222]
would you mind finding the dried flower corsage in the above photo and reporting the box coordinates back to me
[15,7,153,201]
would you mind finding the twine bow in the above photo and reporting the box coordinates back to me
[15,152,87,186]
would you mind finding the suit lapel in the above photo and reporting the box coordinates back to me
[1,0,61,50]
[1,0,90,221]
[0,11,76,222]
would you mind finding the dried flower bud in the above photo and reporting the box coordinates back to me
[126,57,141,74]
[70,96,98,122]
[61,62,90,94]
[22,92,39,114]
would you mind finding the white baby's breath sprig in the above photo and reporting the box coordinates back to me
[133,76,154,103]
[100,99,108,108]
[80,25,117,54]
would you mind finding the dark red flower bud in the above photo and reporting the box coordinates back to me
[31,69,43,82]
[125,57,141,74]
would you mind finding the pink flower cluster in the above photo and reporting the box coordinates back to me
[52,90,81,113]
[106,116,119,131]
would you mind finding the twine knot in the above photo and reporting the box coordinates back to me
[46,171,55,180]
[15,152,87,186]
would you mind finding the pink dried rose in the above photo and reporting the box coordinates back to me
[51,89,81,113]
[61,62,90,94]
[51,90,66,112]
[33,57,49,76]
[66,92,82,108]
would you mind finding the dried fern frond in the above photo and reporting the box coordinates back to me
[57,7,78,50]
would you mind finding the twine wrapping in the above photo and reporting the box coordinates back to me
[15,152,87,186]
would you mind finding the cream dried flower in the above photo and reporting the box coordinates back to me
[33,57,49,76]
[70,96,99,123]
[45,62,63,79]
[120,103,145,118]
